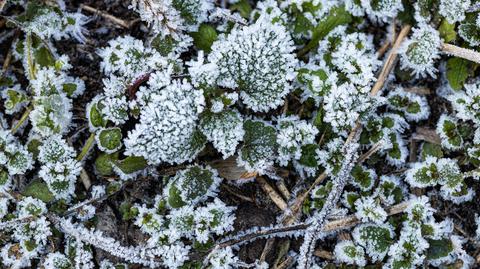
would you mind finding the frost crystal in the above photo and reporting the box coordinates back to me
[208,18,297,112]
[38,136,81,200]
[124,77,205,165]
[439,0,470,24]
[129,0,214,39]
[199,110,244,159]
[276,115,318,166]
[333,240,366,266]
[400,24,441,78]
[449,81,480,125]
[354,196,387,224]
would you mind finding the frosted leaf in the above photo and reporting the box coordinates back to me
[436,114,463,150]
[353,223,395,262]
[208,18,297,112]
[449,81,480,125]
[350,165,376,191]
[333,240,366,266]
[199,110,244,159]
[164,165,222,208]
[323,83,378,132]
[354,196,387,224]
[129,0,214,39]
[439,0,470,24]
[124,78,205,165]
[17,197,47,218]
[361,0,403,23]
[386,87,430,122]
[237,120,277,174]
[98,36,170,80]
[374,175,405,206]
[400,24,441,78]
[30,94,73,137]
[44,252,72,269]
[209,246,239,269]
[405,157,466,201]
[276,115,318,166]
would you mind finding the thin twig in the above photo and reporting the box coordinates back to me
[257,177,288,211]
[80,4,131,28]
[213,201,409,249]
[442,43,480,64]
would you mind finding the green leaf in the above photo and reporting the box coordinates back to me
[299,144,320,167]
[119,202,139,220]
[426,238,454,260]
[97,127,123,153]
[439,19,456,43]
[62,83,78,97]
[298,5,352,56]
[114,156,148,174]
[230,0,252,18]
[88,101,107,129]
[446,57,470,91]
[168,184,187,208]
[27,138,42,159]
[22,180,54,203]
[95,152,118,176]
[421,142,443,160]
[34,46,55,68]
[191,24,218,53]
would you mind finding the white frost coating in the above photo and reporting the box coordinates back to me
[449,81,480,125]
[439,0,470,24]
[354,196,387,224]
[58,218,164,268]
[199,110,244,159]
[436,114,463,150]
[124,78,205,165]
[333,240,366,266]
[400,24,441,78]
[208,17,297,112]
[276,115,318,166]
[209,246,239,269]
[361,0,403,23]
[129,0,214,39]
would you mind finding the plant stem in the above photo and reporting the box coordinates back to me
[76,132,96,162]
[25,32,36,80]
[10,106,32,134]
[442,43,480,64]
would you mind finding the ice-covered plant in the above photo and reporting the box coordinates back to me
[448,81,480,125]
[207,16,297,112]
[0,130,33,190]
[386,87,430,122]
[38,135,81,200]
[400,24,441,78]
[333,240,366,266]
[129,0,215,39]
[439,0,470,24]
[237,120,277,174]
[199,110,244,159]
[276,115,318,167]
[405,157,473,203]
[354,195,387,224]
[436,114,463,150]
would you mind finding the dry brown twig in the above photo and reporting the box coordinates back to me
[80,4,131,28]
[442,43,480,64]
[213,200,409,250]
